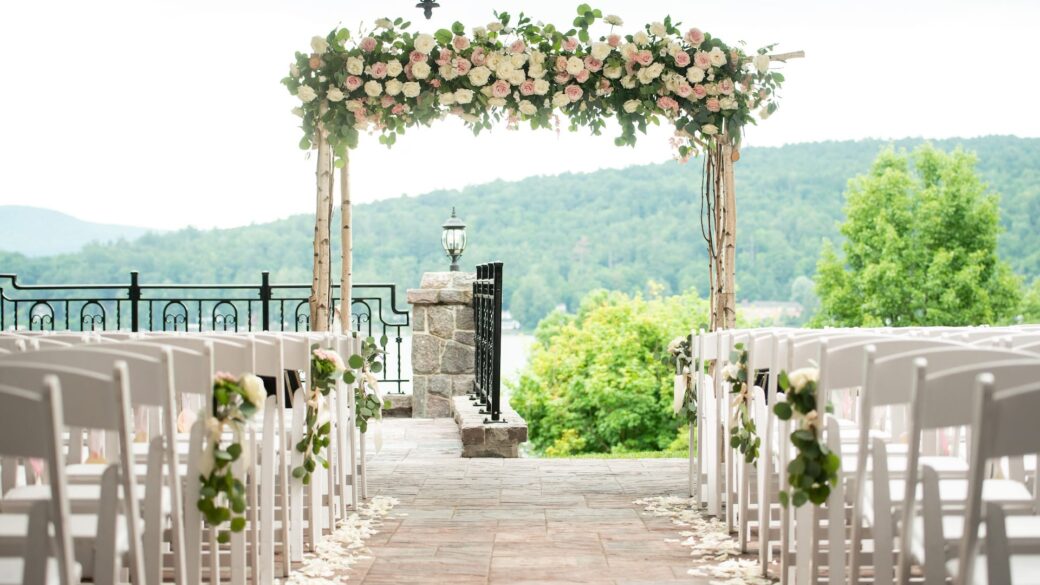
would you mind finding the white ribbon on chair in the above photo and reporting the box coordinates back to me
[364,371,384,453]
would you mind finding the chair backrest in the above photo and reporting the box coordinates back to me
[916,358,1040,431]
[138,335,252,377]
[104,341,211,398]
[0,361,127,432]
[821,337,965,395]
[0,337,28,352]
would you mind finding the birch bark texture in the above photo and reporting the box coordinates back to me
[339,154,353,334]
[309,101,332,331]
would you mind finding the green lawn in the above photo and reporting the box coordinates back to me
[540,450,690,459]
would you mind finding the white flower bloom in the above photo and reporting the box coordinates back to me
[439,64,458,81]
[650,22,667,37]
[297,85,317,102]
[326,86,345,102]
[519,100,538,116]
[787,367,818,392]
[454,88,474,104]
[605,14,624,26]
[753,54,770,74]
[758,106,771,119]
[604,65,623,79]
[345,100,363,112]
[533,78,551,95]
[708,47,727,67]
[701,123,719,135]
[566,55,584,75]
[530,50,546,65]
[720,96,738,110]
[364,80,383,97]
[241,374,266,409]
[413,33,436,54]
[487,22,503,33]
[623,99,641,113]
[310,35,329,54]
[495,60,515,80]
[411,61,431,79]
[438,91,456,105]
[346,57,364,76]
[620,43,638,60]
[402,81,421,98]
[488,97,507,107]
[385,79,403,96]
[706,82,720,96]
[633,31,650,46]
[722,363,740,381]
[291,107,304,117]
[374,18,392,29]
[509,70,526,86]
[551,91,570,108]
[468,65,492,86]
[529,63,547,79]
[289,64,300,77]
[472,26,487,38]
[386,60,403,77]
[590,42,612,61]
[686,67,705,83]
[510,53,527,68]
[620,75,637,89]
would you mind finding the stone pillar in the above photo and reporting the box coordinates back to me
[407,271,477,417]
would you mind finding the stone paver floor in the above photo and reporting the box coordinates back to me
[348,418,709,585]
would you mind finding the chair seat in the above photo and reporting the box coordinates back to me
[861,479,1032,525]
[912,514,1040,566]
[0,558,82,585]
[65,462,188,484]
[947,554,1040,585]
[842,454,968,476]
[0,513,130,579]
[1,483,169,516]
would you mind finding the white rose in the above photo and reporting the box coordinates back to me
[345,100,363,112]
[468,66,491,86]
[623,99,640,113]
[706,82,720,96]
[411,61,431,79]
[633,31,649,46]
[486,52,502,69]
[753,54,770,75]
[310,36,329,54]
[439,64,458,80]
[487,22,503,33]
[530,51,546,65]
[551,91,570,108]
[472,26,487,38]
[565,55,584,76]
[590,42,612,61]
[241,374,266,410]
[488,97,507,107]
[326,86,344,102]
[413,33,436,54]
[375,18,393,29]
[519,100,537,116]
[720,96,738,110]
[637,67,654,85]
[620,43,638,60]
[346,57,364,76]
[787,367,818,391]
[385,79,403,96]
[386,60,403,77]
[650,22,667,37]
[454,88,474,104]
[364,80,383,97]
[605,15,623,26]
[667,42,682,56]
[533,78,550,95]
[495,60,515,80]
[439,91,456,105]
[291,107,304,117]
[297,85,317,102]
[289,64,300,77]
[604,65,623,79]
[647,62,664,78]
[620,75,637,89]
[722,363,740,381]
[509,70,525,86]
[758,106,771,120]
[529,63,546,79]
[686,67,705,83]
[709,47,727,67]
[402,81,421,98]
[510,53,527,68]
[701,123,719,135]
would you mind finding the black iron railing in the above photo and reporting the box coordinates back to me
[0,272,411,393]
[471,262,504,422]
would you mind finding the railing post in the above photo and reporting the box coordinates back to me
[260,271,272,331]
[490,261,504,422]
[129,271,141,332]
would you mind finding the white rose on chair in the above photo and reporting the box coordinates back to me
[241,374,266,410]
[786,367,818,393]
[721,362,740,382]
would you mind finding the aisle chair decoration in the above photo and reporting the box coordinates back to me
[772,366,840,507]
[668,334,697,426]
[347,336,393,434]
[293,346,347,484]
[196,372,266,543]
[723,343,759,464]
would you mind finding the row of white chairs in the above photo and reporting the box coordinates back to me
[0,329,371,585]
[684,324,1040,585]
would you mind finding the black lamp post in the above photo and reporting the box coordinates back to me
[416,0,440,19]
[441,207,467,272]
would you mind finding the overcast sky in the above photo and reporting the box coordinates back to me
[1,0,1036,230]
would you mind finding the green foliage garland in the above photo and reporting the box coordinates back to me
[292,347,346,484]
[772,367,841,507]
[667,334,697,424]
[343,336,393,433]
[723,342,759,464]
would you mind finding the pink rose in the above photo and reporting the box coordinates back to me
[452,36,470,51]
[410,50,426,64]
[575,69,590,83]
[491,79,510,98]
[694,51,711,70]
[429,78,442,88]
[471,47,487,66]
[554,72,571,84]
[584,56,603,72]
[597,78,613,95]
[454,57,472,75]
[436,48,453,66]
[565,84,583,102]
[519,79,536,96]
[555,56,568,72]
[718,79,734,95]
[345,76,363,91]
[563,37,578,52]
[692,84,707,99]
[625,60,635,75]
[510,39,526,54]
[369,62,388,79]
[360,37,377,52]
[657,96,679,113]
[676,82,693,98]
[403,63,413,79]
[685,28,705,47]
[607,34,621,48]
[636,50,653,66]
[392,103,406,115]
[381,95,395,107]
[674,51,691,68]
[706,97,721,112]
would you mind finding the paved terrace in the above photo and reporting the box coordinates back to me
[345,418,739,585]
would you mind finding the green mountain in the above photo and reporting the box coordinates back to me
[0,206,154,256]
[2,136,1037,328]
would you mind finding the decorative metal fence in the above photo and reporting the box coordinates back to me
[471,261,504,422]
[0,272,411,393]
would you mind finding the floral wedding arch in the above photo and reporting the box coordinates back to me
[284,5,800,332]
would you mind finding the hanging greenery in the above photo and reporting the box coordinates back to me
[773,367,841,507]
[722,343,759,464]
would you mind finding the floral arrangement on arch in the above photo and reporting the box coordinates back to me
[196,372,266,543]
[282,5,786,160]
[772,367,840,507]
[292,347,346,484]
[722,343,759,464]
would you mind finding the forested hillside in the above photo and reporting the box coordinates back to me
[2,136,1037,328]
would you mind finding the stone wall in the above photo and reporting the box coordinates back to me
[406,271,477,417]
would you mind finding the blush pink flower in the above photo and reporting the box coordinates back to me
[381,94,395,107]
[555,55,568,72]
[452,35,470,51]
[718,79,735,95]
[607,34,622,48]
[674,51,691,68]
[360,37,377,52]
[554,72,571,84]
[694,51,711,70]
[685,28,705,47]
[692,83,707,99]
[575,69,590,83]
[409,50,426,64]
[519,79,536,96]
[510,39,526,54]
[657,96,679,113]
[403,63,414,79]
[676,82,693,98]
[491,79,511,98]
[625,60,636,75]
[636,50,654,66]
[436,48,453,66]
[563,37,578,52]
[706,97,721,112]
[597,78,613,95]
[471,47,487,66]
[584,56,603,72]
[454,57,472,75]
[345,76,363,91]
[369,62,388,79]
[392,103,406,115]
[565,84,583,102]
[429,78,442,88]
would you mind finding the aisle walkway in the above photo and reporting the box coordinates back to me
[346,419,709,584]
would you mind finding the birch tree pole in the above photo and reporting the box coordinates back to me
[309,102,333,331]
[339,153,353,334]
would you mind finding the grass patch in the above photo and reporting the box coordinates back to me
[540,450,690,459]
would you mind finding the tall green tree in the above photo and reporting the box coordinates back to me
[814,145,1021,326]
[1022,279,1040,323]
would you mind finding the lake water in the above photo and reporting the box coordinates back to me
[386,333,535,396]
